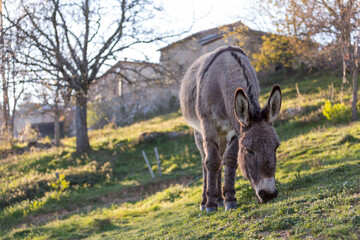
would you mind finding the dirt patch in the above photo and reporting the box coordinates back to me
[19,175,194,227]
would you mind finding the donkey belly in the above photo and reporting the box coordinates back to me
[216,118,236,142]
[186,117,202,133]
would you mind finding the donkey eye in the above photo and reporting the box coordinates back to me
[246,148,255,155]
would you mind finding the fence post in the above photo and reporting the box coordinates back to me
[154,147,162,177]
[142,150,155,178]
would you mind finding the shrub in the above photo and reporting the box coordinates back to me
[322,100,351,122]
[50,174,70,200]
[18,123,39,142]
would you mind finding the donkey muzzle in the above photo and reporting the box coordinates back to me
[257,189,278,203]
[255,177,278,203]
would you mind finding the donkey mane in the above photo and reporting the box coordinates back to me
[201,46,247,79]
[199,46,261,115]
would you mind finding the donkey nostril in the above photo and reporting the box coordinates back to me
[258,189,278,200]
[258,190,265,199]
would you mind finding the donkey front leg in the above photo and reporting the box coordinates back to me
[217,136,227,208]
[194,131,207,211]
[217,167,224,207]
[203,138,222,212]
[223,135,239,211]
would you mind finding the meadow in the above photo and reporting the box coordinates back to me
[1,71,359,239]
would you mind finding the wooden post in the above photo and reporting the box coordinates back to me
[142,150,154,178]
[296,83,302,111]
[154,147,162,176]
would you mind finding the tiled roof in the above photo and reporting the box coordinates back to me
[158,20,247,51]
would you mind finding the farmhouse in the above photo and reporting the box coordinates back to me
[87,60,178,128]
[159,20,267,83]
[13,103,74,139]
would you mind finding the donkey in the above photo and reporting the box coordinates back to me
[179,46,282,212]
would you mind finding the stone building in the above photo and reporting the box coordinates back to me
[159,20,267,83]
[14,103,74,139]
[88,60,178,128]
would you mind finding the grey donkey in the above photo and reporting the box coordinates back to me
[179,46,282,212]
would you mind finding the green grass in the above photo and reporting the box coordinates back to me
[1,70,360,239]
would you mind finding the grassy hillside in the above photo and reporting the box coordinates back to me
[1,71,360,239]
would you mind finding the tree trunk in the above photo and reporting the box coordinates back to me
[352,62,358,121]
[0,0,9,139]
[9,111,15,142]
[352,34,359,121]
[75,90,90,153]
[341,57,347,104]
[54,112,61,147]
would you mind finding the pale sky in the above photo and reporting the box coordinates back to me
[121,0,269,63]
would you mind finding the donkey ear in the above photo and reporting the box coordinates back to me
[234,88,250,127]
[265,85,282,125]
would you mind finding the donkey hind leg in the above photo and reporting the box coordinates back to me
[223,135,239,211]
[194,130,206,211]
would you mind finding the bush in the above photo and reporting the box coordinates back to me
[18,123,39,142]
[322,100,351,123]
[50,174,70,200]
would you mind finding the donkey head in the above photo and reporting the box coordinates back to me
[234,85,282,204]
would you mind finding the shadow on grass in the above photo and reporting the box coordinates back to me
[277,160,360,201]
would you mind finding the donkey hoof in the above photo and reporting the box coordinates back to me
[225,201,237,211]
[206,206,218,213]
[217,200,224,207]
[200,205,206,211]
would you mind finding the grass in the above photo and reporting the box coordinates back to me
[1,70,360,239]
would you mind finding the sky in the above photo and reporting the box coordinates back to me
[122,0,269,63]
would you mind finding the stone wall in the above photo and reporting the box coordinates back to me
[88,82,179,128]
[88,61,178,128]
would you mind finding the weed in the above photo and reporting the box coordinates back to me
[50,173,70,200]
[322,100,351,122]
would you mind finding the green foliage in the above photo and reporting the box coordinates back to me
[50,174,70,200]
[322,100,351,122]
[18,123,39,142]
[252,34,294,72]
[87,102,111,129]
[23,199,45,217]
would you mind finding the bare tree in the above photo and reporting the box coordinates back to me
[7,56,26,141]
[35,77,71,146]
[6,0,174,153]
[0,0,9,139]
[0,0,29,141]
[263,0,360,120]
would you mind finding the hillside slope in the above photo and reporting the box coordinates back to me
[1,71,360,239]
